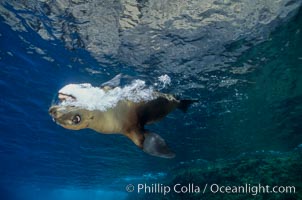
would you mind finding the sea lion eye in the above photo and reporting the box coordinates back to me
[72,115,81,124]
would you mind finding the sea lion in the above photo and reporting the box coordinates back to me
[49,77,196,158]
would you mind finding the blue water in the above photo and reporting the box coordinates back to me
[1,2,302,200]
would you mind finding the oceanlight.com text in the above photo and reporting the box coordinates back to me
[125,183,296,196]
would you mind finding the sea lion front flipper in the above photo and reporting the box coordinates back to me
[177,99,199,113]
[143,131,175,159]
[100,74,122,88]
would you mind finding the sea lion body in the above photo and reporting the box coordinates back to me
[49,82,195,158]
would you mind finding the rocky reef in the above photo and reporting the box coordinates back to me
[129,148,302,199]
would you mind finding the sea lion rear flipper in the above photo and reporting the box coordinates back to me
[125,130,175,159]
[178,99,198,113]
[143,132,175,159]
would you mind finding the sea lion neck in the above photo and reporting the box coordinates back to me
[87,109,123,134]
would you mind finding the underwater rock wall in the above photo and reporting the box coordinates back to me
[128,149,302,200]
[0,0,301,69]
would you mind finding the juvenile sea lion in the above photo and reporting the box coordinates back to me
[49,77,196,158]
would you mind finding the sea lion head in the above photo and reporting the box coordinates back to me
[49,88,95,130]
[49,105,94,130]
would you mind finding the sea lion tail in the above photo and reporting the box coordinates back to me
[178,99,198,113]
[143,131,175,159]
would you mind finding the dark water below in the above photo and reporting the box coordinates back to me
[0,2,302,200]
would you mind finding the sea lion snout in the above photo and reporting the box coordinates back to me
[49,106,68,124]
[49,106,66,119]
[49,106,57,117]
